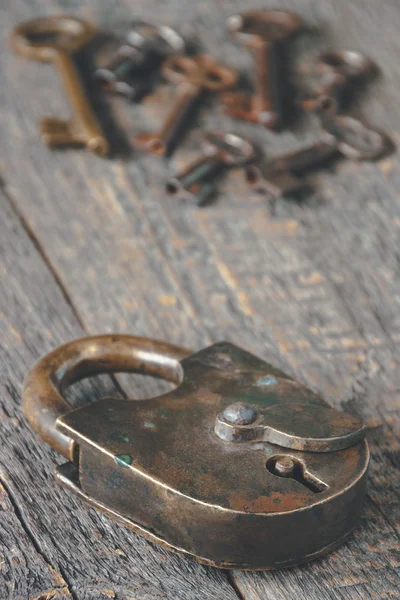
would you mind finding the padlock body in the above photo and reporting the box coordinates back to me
[58,441,367,569]
[57,342,369,569]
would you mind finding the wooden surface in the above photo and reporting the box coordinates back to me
[1,0,399,598]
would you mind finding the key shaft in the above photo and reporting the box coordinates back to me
[167,153,224,195]
[55,52,108,154]
[246,139,339,198]
[135,81,201,156]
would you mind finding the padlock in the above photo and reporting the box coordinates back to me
[23,335,369,570]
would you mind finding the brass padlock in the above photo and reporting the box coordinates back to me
[23,335,369,570]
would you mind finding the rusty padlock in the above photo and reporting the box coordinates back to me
[23,335,369,570]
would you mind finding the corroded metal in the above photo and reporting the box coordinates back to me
[223,401,257,425]
[245,136,339,198]
[223,10,303,128]
[94,21,184,101]
[166,131,257,205]
[23,336,369,570]
[133,55,237,156]
[300,50,376,116]
[246,121,390,201]
[11,16,109,156]
[321,114,391,161]
[23,335,189,460]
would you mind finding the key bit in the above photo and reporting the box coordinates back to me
[133,55,237,157]
[40,117,75,146]
[166,131,257,206]
[300,50,376,117]
[11,16,109,156]
[95,21,185,101]
[222,10,303,129]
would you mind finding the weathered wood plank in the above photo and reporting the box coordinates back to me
[1,0,399,598]
[0,479,72,600]
[0,189,240,600]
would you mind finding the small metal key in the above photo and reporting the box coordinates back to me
[133,54,237,156]
[300,50,376,117]
[222,10,303,129]
[95,21,184,101]
[11,16,109,156]
[166,131,257,205]
[246,118,390,206]
[245,136,340,199]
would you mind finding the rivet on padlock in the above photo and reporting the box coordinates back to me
[23,335,369,570]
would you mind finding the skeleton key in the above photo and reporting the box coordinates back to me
[166,131,257,205]
[133,54,237,156]
[245,137,339,200]
[222,10,303,129]
[11,16,109,156]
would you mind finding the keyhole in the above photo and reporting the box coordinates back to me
[266,455,328,494]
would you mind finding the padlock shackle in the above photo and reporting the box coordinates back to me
[23,334,191,461]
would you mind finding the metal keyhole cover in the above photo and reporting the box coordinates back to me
[23,335,369,570]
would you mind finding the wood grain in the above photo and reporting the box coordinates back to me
[1,0,399,598]
[0,188,240,600]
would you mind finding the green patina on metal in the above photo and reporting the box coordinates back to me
[114,454,133,468]
[257,375,278,387]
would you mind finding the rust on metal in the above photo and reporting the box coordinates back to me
[245,137,339,198]
[94,21,185,101]
[300,50,376,116]
[223,10,303,128]
[166,131,257,205]
[23,336,369,570]
[133,55,237,156]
